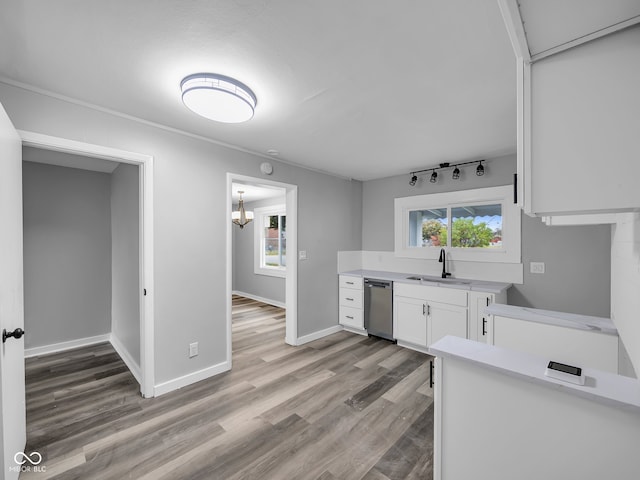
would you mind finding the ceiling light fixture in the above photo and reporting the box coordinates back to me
[409,160,486,186]
[181,73,257,123]
[232,191,254,229]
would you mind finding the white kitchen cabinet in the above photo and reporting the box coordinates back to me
[338,275,364,331]
[428,302,467,346]
[492,315,619,374]
[468,291,507,343]
[394,283,468,352]
[394,296,427,347]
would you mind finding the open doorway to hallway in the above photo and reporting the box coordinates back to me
[227,174,298,367]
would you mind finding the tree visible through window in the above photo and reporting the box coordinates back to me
[264,214,286,268]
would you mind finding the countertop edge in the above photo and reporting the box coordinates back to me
[429,336,640,413]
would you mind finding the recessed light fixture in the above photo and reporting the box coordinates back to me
[180,73,257,123]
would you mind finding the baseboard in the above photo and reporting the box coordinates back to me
[232,290,286,309]
[109,333,142,384]
[154,360,231,397]
[295,324,343,346]
[342,326,368,337]
[24,334,111,358]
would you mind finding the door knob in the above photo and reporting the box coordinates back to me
[2,328,25,343]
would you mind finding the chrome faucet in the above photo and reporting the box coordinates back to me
[439,248,452,279]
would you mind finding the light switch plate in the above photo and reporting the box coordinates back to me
[189,342,198,358]
[299,250,307,260]
[530,262,545,274]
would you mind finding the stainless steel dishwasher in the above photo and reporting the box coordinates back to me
[364,278,394,341]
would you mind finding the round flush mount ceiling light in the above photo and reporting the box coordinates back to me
[180,73,257,123]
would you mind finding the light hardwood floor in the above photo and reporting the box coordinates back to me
[22,295,434,479]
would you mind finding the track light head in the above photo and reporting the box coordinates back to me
[430,170,438,183]
[476,161,485,176]
[409,174,417,186]
[452,167,460,180]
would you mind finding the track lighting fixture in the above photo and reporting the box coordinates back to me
[408,159,486,186]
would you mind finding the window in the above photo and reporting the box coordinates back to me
[254,205,286,277]
[395,186,520,263]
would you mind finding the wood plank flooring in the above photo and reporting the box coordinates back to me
[22,295,434,479]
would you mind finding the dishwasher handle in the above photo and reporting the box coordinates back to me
[364,278,392,289]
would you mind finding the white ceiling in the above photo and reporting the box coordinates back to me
[0,0,517,181]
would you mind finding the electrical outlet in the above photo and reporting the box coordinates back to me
[189,342,198,358]
[298,250,307,260]
[530,262,545,274]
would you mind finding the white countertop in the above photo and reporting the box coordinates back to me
[340,269,511,294]
[485,303,617,336]
[429,335,640,413]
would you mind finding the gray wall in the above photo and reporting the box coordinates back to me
[22,160,112,349]
[2,83,363,384]
[232,196,286,305]
[362,154,611,317]
[111,163,140,365]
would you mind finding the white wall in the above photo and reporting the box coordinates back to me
[0,83,363,386]
[111,163,140,366]
[232,196,286,305]
[22,160,112,349]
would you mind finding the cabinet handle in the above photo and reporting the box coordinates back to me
[346,298,354,301]
[346,315,354,320]
[482,318,487,336]
[427,304,431,316]
[486,297,490,307]
[430,360,434,388]
[423,303,426,315]
[346,281,354,285]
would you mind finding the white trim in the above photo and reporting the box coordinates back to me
[394,185,521,264]
[24,334,110,358]
[541,214,619,227]
[232,290,286,309]
[228,173,298,355]
[497,0,531,63]
[18,130,155,398]
[253,204,287,278]
[342,326,368,337]
[109,334,142,384]
[153,361,231,397]
[294,325,344,346]
[0,76,353,181]
[530,16,640,63]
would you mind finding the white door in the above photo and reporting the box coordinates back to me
[0,102,26,480]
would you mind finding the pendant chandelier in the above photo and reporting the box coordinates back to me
[232,191,254,229]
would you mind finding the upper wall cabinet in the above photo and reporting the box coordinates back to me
[499,0,640,218]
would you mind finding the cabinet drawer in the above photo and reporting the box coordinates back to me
[339,287,363,308]
[395,283,467,307]
[339,275,363,290]
[339,306,363,329]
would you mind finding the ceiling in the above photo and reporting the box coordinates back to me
[0,0,517,181]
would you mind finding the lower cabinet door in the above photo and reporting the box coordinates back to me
[428,302,468,346]
[394,296,427,347]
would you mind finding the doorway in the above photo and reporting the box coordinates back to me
[19,131,155,397]
[226,173,298,368]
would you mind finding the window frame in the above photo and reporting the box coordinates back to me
[254,204,287,278]
[394,185,521,263]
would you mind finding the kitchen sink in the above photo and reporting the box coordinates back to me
[405,275,471,285]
